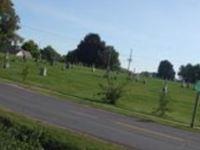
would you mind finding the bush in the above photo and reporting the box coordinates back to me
[153,86,170,117]
[21,66,30,82]
[98,76,127,105]
[0,116,74,150]
[0,114,120,150]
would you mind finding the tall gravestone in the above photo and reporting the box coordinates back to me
[181,81,186,88]
[92,64,96,72]
[162,82,168,94]
[40,66,47,77]
[4,52,10,69]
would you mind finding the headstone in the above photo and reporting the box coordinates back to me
[4,62,10,69]
[62,64,66,70]
[40,67,47,76]
[135,74,140,82]
[43,67,47,76]
[181,81,186,88]
[4,52,10,69]
[92,64,96,72]
[162,83,168,94]
[187,83,190,88]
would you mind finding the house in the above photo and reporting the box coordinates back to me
[16,49,32,59]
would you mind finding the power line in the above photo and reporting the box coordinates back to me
[21,24,79,42]
[21,24,78,49]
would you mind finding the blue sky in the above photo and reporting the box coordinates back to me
[13,0,200,73]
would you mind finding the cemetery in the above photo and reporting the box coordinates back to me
[0,52,199,128]
[2,0,200,149]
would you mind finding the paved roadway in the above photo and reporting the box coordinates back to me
[0,83,200,150]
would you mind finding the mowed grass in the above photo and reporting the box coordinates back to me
[0,108,124,150]
[0,53,199,128]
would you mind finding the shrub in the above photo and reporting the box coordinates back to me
[21,66,30,82]
[98,76,127,105]
[153,85,170,117]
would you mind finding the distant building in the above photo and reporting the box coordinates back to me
[16,49,32,59]
[0,34,24,53]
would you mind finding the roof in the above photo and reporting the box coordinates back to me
[16,49,32,58]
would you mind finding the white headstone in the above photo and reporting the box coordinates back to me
[92,65,96,72]
[40,67,47,76]
[43,67,47,76]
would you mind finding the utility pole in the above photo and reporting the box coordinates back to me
[127,49,133,72]
[190,81,200,128]
[127,49,133,79]
[190,92,200,128]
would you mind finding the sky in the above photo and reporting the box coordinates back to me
[13,0,200,74]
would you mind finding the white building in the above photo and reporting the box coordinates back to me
[16,49,32,59]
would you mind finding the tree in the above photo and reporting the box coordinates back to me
[157,60,175,80]
[0,0,20,51]
[102,46,120,70]
[98,76,127,105]
[178,64,200,83]
[154,83,170,117]
[41,46,61,65]
[66,33,120,70]
[21,65,30,82]
[22,40,40,60]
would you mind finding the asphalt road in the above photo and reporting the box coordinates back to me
[0,83,200,150]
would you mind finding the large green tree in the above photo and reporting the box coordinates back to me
[66,33,120,70]
[41,46,61,65]
[0,0,20,51]
[22,40,40,59]
[157,60,175,80]
[178,64,200,83]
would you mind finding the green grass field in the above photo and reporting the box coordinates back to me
[0,53,199,129]
[0,108,124,150]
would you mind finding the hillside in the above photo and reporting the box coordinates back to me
[0,53,199,128]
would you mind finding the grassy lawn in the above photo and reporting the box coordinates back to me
[0,53,200,129]
[0,108,125,150]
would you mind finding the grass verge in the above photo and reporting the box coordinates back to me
[0,107,125,150]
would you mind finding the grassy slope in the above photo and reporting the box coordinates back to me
[0,108,124,150]
[0,54,199,128]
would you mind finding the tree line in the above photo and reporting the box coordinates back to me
[20,33,121,69]
[153,60,200,84]
[0,0,120,69]
[21,40,63,64]
[178,64,200,83]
